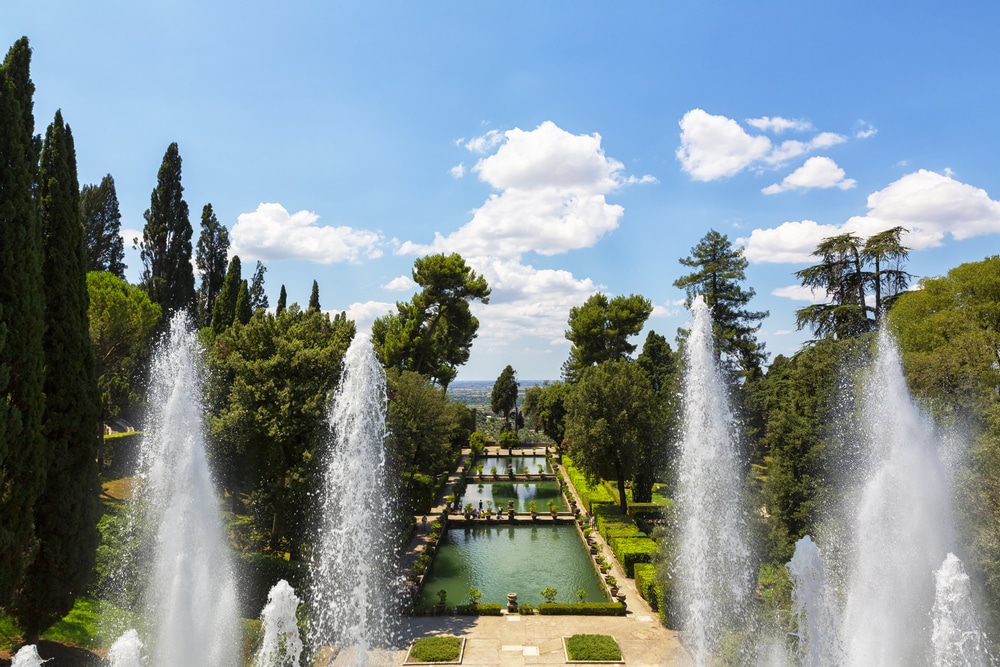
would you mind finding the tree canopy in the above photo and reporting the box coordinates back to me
[674,230,768,378]
[81,174,126,278]
[372,253,490,389]
[491,365,518,430]
[195,203,229,327]
[562,292,652,382]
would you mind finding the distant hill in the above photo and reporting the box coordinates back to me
[447,380,552,410]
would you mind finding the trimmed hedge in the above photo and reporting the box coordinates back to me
[538,602,626,616]
[454,603,502,616]
[562,455,614,513]
[409,635,462,662]
[565,634,622,661]
[614,537,658,577]
[633,563,657,604]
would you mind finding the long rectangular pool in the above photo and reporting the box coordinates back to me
[419,524,606,609]
[461,480,568,513]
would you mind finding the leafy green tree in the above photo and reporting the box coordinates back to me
[87,271,161,469]
[212,256,242,335]
[523,382,570,445]
[194,203,229,327]
[250,261,268,311]
[308,279,320,312]
[674,230,768,378]
[80,174,126,278]
[565,360,662,513]
[795,227,909,338]
[0,36,47,606]
[635,330,681,498]
[562,293,652,382]
[386,369,458,480]
[205,306,355,553]
[14,111,101,641]
[491,365,519,430]
[137,142,196,317]
[372,253,491,389]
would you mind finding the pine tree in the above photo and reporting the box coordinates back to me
[0,36,47,606]
[138,142,196,317]
[249,261,268,311]
[80,174,126,278]
[276,285,287,316]
[212,256,242,335]
[675,229,769,379]
[308,279,320,312]
[13,110,100,641]
[195,203,229,327]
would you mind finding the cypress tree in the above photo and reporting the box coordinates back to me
[249,261,268,311]
[211,255,241,335]
[276,285,287,316]
[308,279,320,312]
[13,111,100,641]
[235,279,252,326]
[195,203,229,327]
[80,174,125,278]
[138,142,196,317]
[0,36,47,606]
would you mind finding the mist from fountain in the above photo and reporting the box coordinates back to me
[675,295,753,665]
[840,330,956,665]
[107,629,143,667]
[115,312,239,667]
[932,553,994,667]
[308,334,400,665]
[255,579,304,667]
[786,536,842,667]
[10,645,45,667]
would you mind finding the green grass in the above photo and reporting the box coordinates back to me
[565,633,622,661]
[408,635,462,662]
[41,597,144,649]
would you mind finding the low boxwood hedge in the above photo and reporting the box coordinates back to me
[633,563,656,603]
[565,634,622,661]
[454,603,502,616]
[613,537,658,577]
[538,602,625,616]
[409,635,462,662]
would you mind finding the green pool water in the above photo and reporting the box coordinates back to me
[470,455,552,475]
[419,524,606,609]
[461,480,567,513]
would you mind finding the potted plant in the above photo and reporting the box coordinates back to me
[529,500,538,519]
[577,589,587,603]
[490,465,497,479]
[468,587,482,607]
[606,577,619,596]
[548,500,558,517]
[436,589,448,614]
[444,494,455,515]
[464,503,473,520]
[598,557,608,574]
[540,587,558,604]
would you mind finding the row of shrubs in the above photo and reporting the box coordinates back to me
[561,455,614,513]
[634,563,673,627]
[591,504,658,578]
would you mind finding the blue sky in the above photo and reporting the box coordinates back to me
[7,2,1000,381]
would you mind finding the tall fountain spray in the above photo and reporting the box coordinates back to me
[932,553,993,667]
[255,580,304,667]
[123,312,239,667]
[676,296,753,664]
[840,330,955,665]
[309,334,400,665]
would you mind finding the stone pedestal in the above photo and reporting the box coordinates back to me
[507,592,518,614]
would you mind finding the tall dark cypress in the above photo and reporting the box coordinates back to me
[0,37,46,606]
[276,284,287,316]
[138,142,195,317]
[211,255,242,334]
[195,203,229,327]
[308,279,321,312]
[235,279,252,325]
[13,111,100,640]
[80,174,126,277]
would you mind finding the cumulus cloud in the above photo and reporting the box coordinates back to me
[677,109,847,181]
[762,156,857,194]
[741,169,1000,263]
[449,163,465,178]
[340,301,396,335]
[746,116,814,133]
[231,203,382,264]
[464,129,504,154]
[381,275,415,291]
[401,121,653,258]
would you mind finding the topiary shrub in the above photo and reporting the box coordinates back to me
[565,634,622,661]
[538,602,625,616]
[408,635,462,662]
[454,603,502,616]
[469,431,486,457]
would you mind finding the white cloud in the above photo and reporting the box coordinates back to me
[450,163,465,178]
[762,156,857,194]
[231,203,382,264]
[381,275,415,291]
[854,120,878,139]
[122,227,143,246]
[677,109,847,181]
[340,301,396,335]
[676,109,772,181]
[771,284,828,303]
[746,116,814,133]
[742,169,1000,263]
[464,129,504,154]
[401,121,652,259]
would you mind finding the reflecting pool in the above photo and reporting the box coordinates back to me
[419,525,605,608]
[469,455,552,475]
[461,481,567,513]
